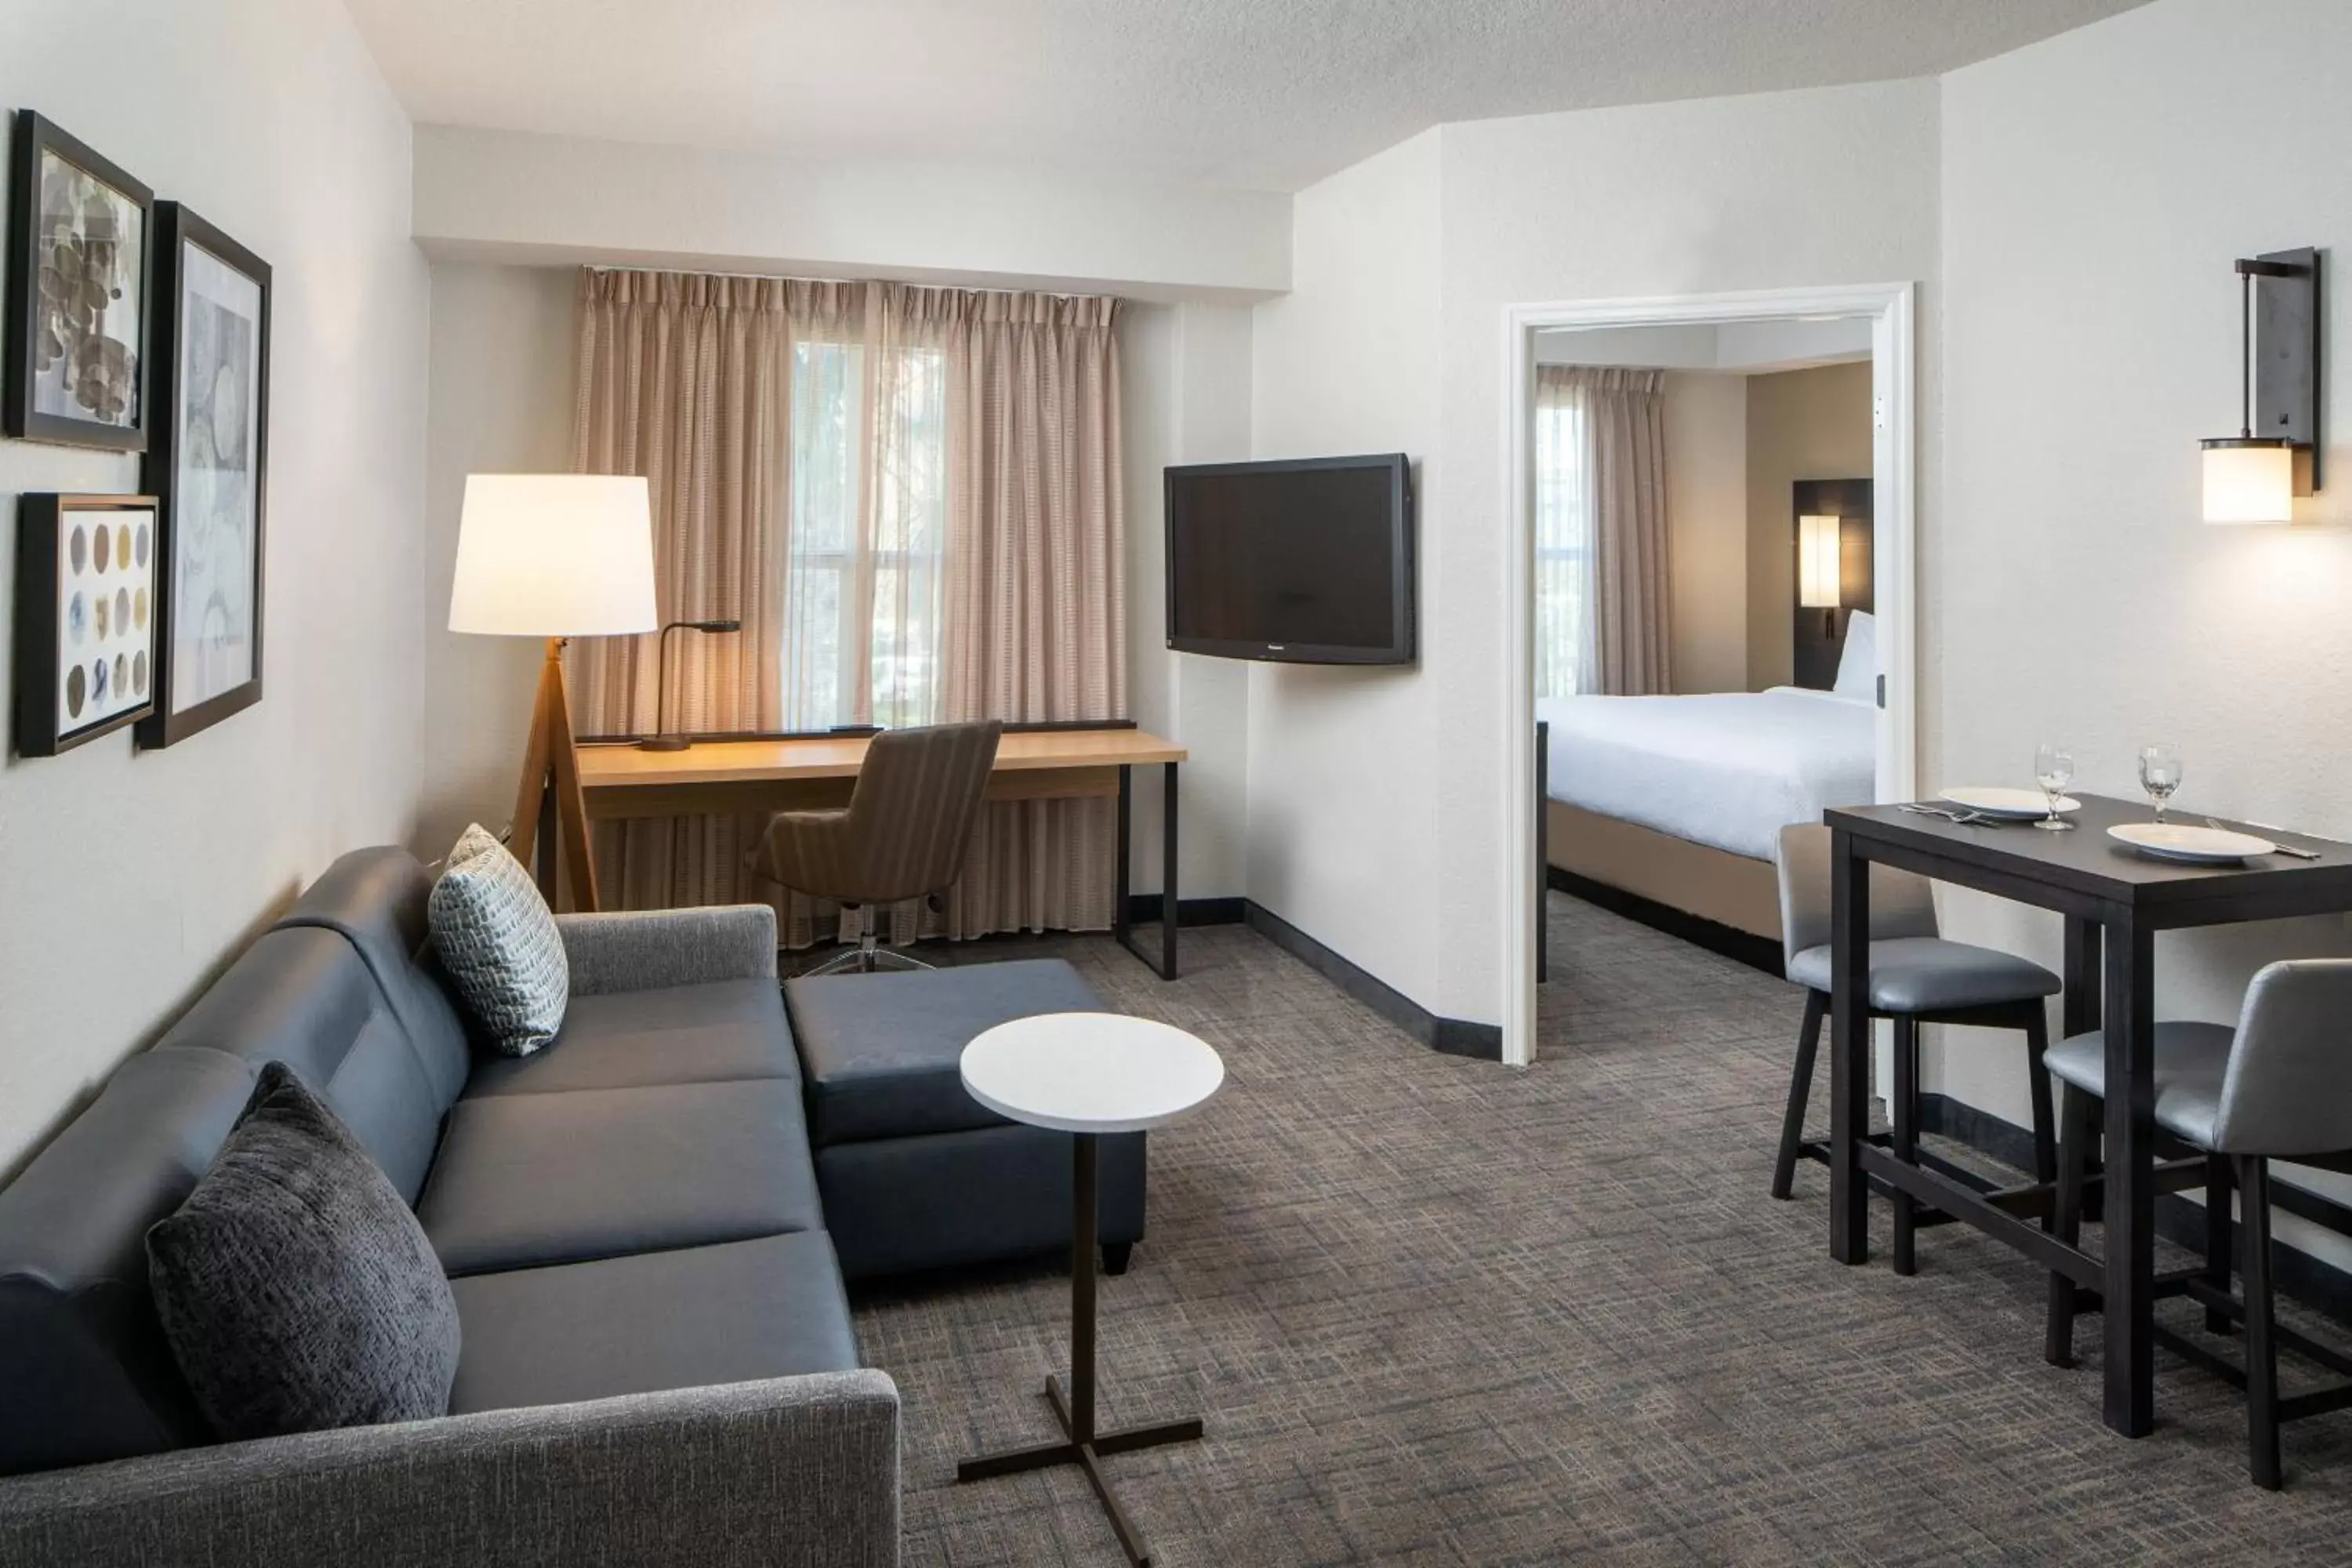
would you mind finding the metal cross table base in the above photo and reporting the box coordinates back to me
[956,1134,1203,1566]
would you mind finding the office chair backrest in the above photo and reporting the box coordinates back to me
[2212,958,2352,1156]
[828,720,1004,906]
[1775,822,1940,974]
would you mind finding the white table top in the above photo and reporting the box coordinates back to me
[960,1012,1225,1134]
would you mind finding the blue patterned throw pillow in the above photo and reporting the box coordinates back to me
[427,823,568,1056]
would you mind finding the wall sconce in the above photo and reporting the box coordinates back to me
[1798,514,1841,635]
[2202,248,2321,524]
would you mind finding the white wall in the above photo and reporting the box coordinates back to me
[416,263,575,854]
[1930,0,2352,1256]
[414,126,1292,306]
[0,0,430,1172]
[1249,131,1445,1003]
[1243,83,1938,1025]
[1661,372,1749,694]
[1124,303,1256,901]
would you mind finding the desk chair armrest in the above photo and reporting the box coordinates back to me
[557,905,779,996]
[0,1370,900,1568]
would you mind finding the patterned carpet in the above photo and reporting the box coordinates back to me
[853,893,2352,1566]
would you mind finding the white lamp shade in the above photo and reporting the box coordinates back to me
[449,474,659,636]
[1798,514,1842,608]
[2201,443,2296,524]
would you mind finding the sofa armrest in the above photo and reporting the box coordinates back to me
[556,905,778,996]
[0,1369,898,1568]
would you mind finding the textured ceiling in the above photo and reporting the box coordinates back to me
[344,0,2151,191]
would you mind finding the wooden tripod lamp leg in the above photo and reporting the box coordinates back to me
[506,637,601,913]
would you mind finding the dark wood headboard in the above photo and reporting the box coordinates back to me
[1791,477,1873,691]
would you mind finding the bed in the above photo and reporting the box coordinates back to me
[1538,681,1876,944]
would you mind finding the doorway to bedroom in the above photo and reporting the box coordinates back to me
[1499,285,1918,1068]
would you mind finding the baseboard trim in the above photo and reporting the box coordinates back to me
[1918,1091,2352,1328]
[1120,894,1247,928]
[1545,866,1782,977]
[1242,901,1504,1062]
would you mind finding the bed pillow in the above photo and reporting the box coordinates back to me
[1834,611,1878,702]
[428,823,568,1056]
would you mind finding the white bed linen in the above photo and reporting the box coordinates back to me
[1537,686,1876,862]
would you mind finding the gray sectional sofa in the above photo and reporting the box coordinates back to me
[0,846,1146,1567]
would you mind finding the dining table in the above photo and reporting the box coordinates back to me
[1823,792,2352,1438]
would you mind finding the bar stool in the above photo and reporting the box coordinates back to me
[2043,958,2352,1489]
[1770,824,2062,1275]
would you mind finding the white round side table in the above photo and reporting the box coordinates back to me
[955,1012,1224,1567]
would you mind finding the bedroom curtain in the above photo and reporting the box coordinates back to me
[568,268,1125,943]
[1534,365,1672,697]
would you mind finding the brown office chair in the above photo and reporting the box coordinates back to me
[746,720,1003,975]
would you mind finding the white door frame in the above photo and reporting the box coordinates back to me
[1498,281,1918,1068]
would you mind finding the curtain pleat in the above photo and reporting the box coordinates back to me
[567,268,1124,946]
[1537,366,1671,696]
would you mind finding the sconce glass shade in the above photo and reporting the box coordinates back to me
[2201,439,2296,524]
[1798,514,1842,608]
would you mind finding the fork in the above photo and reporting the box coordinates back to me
[1900,804,1994,827]
[2205,817,2322,860]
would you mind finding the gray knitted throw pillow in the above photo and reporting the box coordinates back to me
[428,822,568,1056]
[147,1063,461,1442]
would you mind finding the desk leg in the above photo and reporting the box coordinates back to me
[1829,828,1872,1265]
[1114,761,1179,982]
[2102,914,2157,1438]
[1114,764,1134,948]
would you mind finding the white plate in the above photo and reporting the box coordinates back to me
[1940,786,2080,819]
[2107,822,2277,864]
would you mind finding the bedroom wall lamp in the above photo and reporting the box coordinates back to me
[2202,248,2321,524]
[1798,514,1842,633]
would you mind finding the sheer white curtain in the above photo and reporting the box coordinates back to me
[1534,366,1595,699]
[1533,365,1671,698]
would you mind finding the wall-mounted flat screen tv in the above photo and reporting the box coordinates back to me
[1164,453,1414,665]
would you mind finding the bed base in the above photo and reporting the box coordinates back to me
[1544,800,1784,972]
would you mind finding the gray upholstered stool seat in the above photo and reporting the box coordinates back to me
[1787,937,2060,1014]
[2042,1022,2234,1148]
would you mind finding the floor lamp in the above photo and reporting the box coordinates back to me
[449,474,657,913]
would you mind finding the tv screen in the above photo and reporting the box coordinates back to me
[1164,455,1414,665]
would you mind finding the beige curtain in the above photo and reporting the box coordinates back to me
[1534,366,1671,696]
[568,269,1124,943]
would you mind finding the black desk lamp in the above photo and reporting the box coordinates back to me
[639,619,742,751]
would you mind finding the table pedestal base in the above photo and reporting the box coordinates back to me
[957,1376,1203,1565]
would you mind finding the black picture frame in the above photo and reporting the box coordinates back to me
[138,203,270,748]
[13,494,162,757]
[4,111,153,450]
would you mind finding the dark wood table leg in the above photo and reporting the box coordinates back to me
[957,1132,1202,1566]
[1830,826,1873,1265]
[2063,916,2104,1222]
[2102,914,2157,1437]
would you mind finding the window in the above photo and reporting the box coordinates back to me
[1533,392,1588,699]
[782,339,948,730]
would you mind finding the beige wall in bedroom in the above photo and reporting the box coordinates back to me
[1661,372,1748,694]
[1744,361,1873,690]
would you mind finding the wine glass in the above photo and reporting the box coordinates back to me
[2138,743,2184,825]
[2034,743,2076,831]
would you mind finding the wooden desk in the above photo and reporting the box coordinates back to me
[573,727,1189,978]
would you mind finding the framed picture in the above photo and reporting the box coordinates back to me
[13,494,160,756]
[138,203,269,747]
[4,111,152,449]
